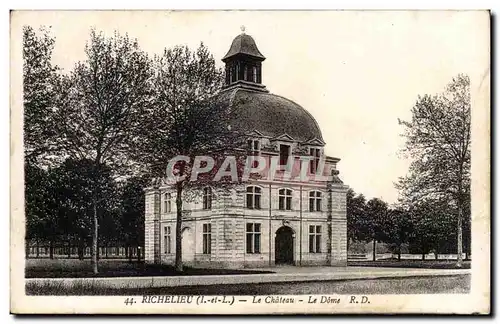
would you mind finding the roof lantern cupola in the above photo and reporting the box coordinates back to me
[222,27,268,92]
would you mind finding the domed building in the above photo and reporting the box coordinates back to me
[144,30,348,268]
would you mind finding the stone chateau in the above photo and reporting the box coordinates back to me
[144,30,348,268]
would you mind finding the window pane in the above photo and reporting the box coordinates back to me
[286,196,292,210]
[279,189,284,195]
[246,233,253,253]
[255,223,261,232]
[255,187,261,194]
[246,186,253,193]
[309,225,314,234]
[279,196,284,210]
[255,233,261,253]
[316,235,321,253]
[255,195,261,209]
[309,191,315,197]
[246,194,253,208]
[316,199,321,211]
[316,225,321,233]
[254,140,259,150]
[208,224,211,232]
[309,199,314,212]
[309,235,314,253]
[316,192,322,198]
[246,223,253,232]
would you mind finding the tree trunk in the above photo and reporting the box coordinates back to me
[456,165,464,268]
[92,199,99,274]
[78,237,84,260]
[128,245,133,263]
[49,240,54,259]
[372,240,376,261]
[175,182,184,272]
[457,202,463,268]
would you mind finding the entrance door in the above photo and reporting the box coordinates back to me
[181,227,195,263]
[275,226,294,265]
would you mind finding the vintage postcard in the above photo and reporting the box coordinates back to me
[10,10,490,314]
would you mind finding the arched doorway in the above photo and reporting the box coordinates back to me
[275,226,294,265]
[181,227,195,263]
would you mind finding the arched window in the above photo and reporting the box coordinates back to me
[278,189,292,210]
[309,191,322,212]
[246,186,262,209]
[164,193,172,213]
[203,187,212,210]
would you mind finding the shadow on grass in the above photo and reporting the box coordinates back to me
[26,274,471,296]
[25,260,274,279]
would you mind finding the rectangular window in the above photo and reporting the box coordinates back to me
[203,187,212,210]
[252,66,257,82]
[279,144,290,166]
[246,186,262,209]
[278,189,292,211]
[248,139,261,155]
[164,226,171,253]
[164,193,172,213]
[203,223,211,254]
[246,223,261,253]
[309,148,321,173]
[309,225,322,253]
[309,191,322,212]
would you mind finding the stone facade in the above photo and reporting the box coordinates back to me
[143,30,349,269]
[144,175,348,268]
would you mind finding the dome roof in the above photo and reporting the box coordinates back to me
[223,88,324,143]
[222,33,266,62]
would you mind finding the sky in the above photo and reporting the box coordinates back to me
[12,10,489,203]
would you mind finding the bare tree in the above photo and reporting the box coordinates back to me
[397,74,471,267]
[54,29,153,273]
[137,43,245,272]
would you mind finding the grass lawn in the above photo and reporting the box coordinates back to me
[348,259,471,269]
[25,259,273,278]
[26,274,470,295]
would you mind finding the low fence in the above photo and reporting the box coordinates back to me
[348,253,470,261]
[26,245,142,260]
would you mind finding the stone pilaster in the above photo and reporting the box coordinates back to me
[144,185,160,264]
[327,181,348,266]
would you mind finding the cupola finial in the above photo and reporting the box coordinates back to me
[240,25,246,34]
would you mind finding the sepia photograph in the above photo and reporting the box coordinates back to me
[9,10,490,314]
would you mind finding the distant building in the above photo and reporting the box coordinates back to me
[144,30,348,268]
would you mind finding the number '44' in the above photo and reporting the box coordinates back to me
[124,298,135,305]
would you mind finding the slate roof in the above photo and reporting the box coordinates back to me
[223,88,324,143]
[222,34,266,62]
